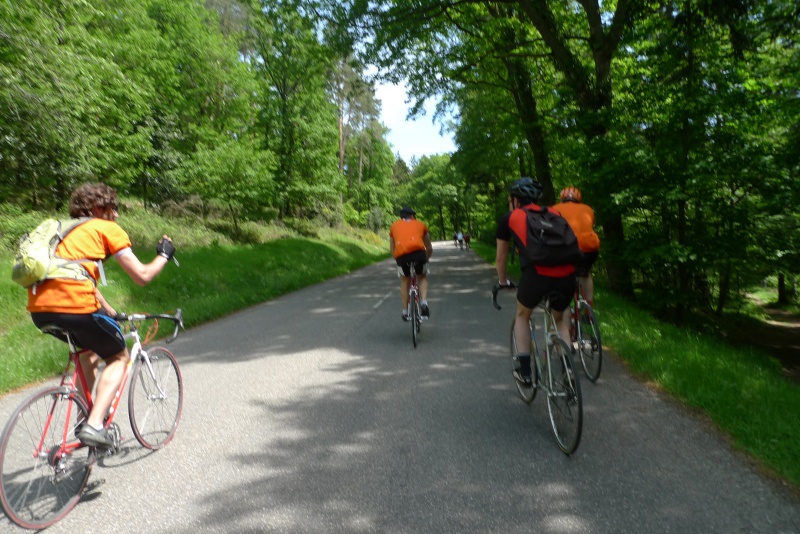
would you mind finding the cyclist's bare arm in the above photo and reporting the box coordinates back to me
[424,233,433,258]
[116,235,171,286]
[495,238,511,284]
[389,236,396,257]
[95,289,116,317]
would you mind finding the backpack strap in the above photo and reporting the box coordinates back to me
[39,217,97,287]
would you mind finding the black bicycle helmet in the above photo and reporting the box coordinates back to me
[509,177,543,203]
[399,206,416,217]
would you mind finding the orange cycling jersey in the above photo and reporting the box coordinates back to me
[390,219,429,258]
[551,202,600,253]
[27,218,132,314]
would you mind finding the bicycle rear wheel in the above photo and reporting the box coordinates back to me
[128,347,184,450]
[509,320,536,404]
[577,304,602,382]
[545,339,583,455]
[411,297,418,348]
[0,388,92,529]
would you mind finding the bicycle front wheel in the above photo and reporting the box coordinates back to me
[0,388,92,529]
[545,339,583,455]
[510,320,536,404]
[128,347,184,450]
[577,304,602,382]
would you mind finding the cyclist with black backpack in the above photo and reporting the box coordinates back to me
[495,177,578,386]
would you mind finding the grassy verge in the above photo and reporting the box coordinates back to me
[1,208,388,394]
[470,243,800,489]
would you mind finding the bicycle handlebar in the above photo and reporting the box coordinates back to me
[114,308,185,343]
[492,281,517,310]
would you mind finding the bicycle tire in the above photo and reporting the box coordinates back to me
[545,338,583,455]
[128,347,184,450]
[509,320,536,404]
[577,304,602,382]
[411,295,418,348]
[0,388,93,529]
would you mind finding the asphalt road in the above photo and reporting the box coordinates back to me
[1,242,798,533]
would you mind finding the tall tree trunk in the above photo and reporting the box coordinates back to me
[715,259,731,315]
[517,0,638,295]
[338,105,345,174]
[778,273,788,305]
[357,140,364,211]
[505,58,554,204]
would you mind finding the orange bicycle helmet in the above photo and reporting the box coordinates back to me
[560,186,582,202]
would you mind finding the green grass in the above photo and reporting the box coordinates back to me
[470,244,800,489]
[600,291,799,486]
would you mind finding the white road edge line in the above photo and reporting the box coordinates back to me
[374,292,392,309]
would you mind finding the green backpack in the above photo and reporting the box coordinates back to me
[11,217,94,290]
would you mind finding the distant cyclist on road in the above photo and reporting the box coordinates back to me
[495,177,577,386]
[456,230,464,248]
[390,207,433,321]
[26,182,176,449]
[552,186,600,307]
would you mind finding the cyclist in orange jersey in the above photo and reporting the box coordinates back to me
[27,183,176,449]
[551,186,600,307]
[389,207,433,321]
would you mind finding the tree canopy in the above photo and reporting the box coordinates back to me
[1,0,798,318]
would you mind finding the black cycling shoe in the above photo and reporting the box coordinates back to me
[77,425,114,449]
[512,370,533,386]
[402,312,409,322]
[420,302,430,317]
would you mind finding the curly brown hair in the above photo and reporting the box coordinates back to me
[69,183,118,218]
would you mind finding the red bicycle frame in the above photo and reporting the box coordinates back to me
[37,334,133,460]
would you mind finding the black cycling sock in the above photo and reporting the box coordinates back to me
[515,353,531,375]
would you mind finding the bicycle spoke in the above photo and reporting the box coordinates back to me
[129,348,184,450]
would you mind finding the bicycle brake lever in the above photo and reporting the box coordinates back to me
[166,309,184,343]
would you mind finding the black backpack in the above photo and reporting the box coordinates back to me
[523,206,583,266]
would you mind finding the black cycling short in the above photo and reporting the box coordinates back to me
[395,249,428,277]
[31,311,126,359]
[517,269,576,312]
[575,250,599,277]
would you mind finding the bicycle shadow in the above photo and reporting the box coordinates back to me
[79,442,157,504]
[93,440,156,470]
